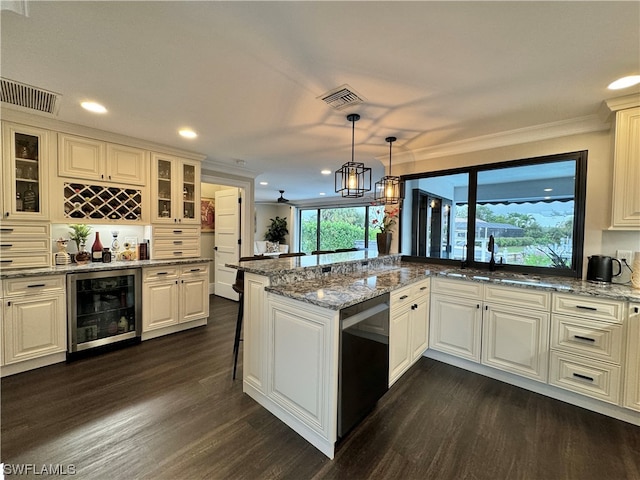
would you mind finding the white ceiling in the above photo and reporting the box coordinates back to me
[1,1,639,203]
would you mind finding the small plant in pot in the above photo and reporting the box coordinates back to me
[264,216,288,245]
[68,224,92,264]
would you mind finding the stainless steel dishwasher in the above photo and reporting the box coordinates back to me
[338,293,390,439]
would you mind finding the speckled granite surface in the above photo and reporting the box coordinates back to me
[0,258,211,279]
[257,257,640,310]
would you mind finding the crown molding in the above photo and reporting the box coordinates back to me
[385,114,610,164]
[201,159,259,179]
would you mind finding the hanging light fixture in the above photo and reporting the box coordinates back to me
[375,136,401,204]
[335,113,371,198]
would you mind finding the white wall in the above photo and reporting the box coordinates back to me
[393,128,639,276]
[255,204,294,251]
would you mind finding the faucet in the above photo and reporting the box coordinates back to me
[488,235,497,271]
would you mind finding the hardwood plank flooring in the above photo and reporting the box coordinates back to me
[2,295,639,479]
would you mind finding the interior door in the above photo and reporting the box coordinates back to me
[214,188,240,300]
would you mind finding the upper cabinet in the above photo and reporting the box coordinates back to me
[1,122,50,220]
[58,133,148,186]
[150,153,200,225]
[609,105,640,230]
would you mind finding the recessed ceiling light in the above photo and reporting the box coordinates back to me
[319,192,326,196]
[544,188,553,192]
[259,181,268,186]
[608,75,640,90]
[81,101,107,113]
[321,170,331,175]
[179,128,197,139]
[544,196,551,200]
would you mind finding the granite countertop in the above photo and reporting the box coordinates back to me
[265,261,640,310]
[0,258,211,279]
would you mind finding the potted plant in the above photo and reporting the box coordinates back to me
[264,216,288,245]
[68,224,92,264]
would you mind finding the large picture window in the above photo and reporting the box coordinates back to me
[401,151,587,277]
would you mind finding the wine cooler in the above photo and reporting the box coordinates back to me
[67,268,142,353]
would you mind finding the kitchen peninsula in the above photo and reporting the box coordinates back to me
[231,252,640,458]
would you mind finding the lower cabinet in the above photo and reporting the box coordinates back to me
[389,278,430,386]
[623,304,640,412]
[142,263,209,336]
[1,274,66,375]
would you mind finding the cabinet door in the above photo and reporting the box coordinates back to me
[180,276,209,323]
[429,294,482,362]
[2,122,50,220]
[244,273,270,393]
[179,159,200,225]
[611,107,640,229]
[624,304,640,412]
[389,306,411,385]
[410,295,429,362]
[58,133,106,182]
[3,294,66,364]
[482,304,549,382]
[106,144,147,186]
[142,280,179,331]
[151,153,177,223]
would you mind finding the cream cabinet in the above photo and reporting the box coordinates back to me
[150,153,200,225]
[243,272,270,394]
[481,285,550,383]
[549,293,625,405]
[610,106,640,229]
[1,275,66,373]
[2,122,50,220]
[151,225,201,260]
[142,263,209,335]
[0,223,51,270]
[389,278,430,386]
[58,133,148,186]
[623,304,640,412]
[429,278,483,362]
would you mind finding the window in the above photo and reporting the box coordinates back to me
[299,206,378,253]
[401,151,587,277]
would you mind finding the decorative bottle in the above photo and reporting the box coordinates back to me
[91,232,104,262]
[22,183,36,212]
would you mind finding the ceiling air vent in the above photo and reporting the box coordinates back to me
[318,84,365,110]
[0,78,61,115]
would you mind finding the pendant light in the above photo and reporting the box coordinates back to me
[375,136,401,204]
[335,113,371,198]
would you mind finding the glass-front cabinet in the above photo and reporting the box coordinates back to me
[151,153,200,224]
[1,122,50,220]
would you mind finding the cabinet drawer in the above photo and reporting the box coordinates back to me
[410,278,430,299]
[0,223,50,237]
[551,314,623,364]
[154,237,200,250]
[3,275,65,297]
[0,238,50,253]
[0,252,51,270]
[152,226,200,237]
[431,277,483,298]
[552,293,624,323]
[549,351,621,405]
[484,285,550,311]
[391,284,412,309]
[152,247,200,260]
[143,266,180,282]
[180,263,209,277]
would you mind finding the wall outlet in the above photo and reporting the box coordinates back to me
[617,249,633,261]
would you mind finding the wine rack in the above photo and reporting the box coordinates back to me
[63,182,143,221]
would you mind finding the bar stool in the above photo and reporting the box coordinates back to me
[232,255,272,380]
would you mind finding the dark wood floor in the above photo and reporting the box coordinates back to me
[2,295,639,480]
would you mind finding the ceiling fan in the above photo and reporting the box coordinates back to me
[277,190,289,203]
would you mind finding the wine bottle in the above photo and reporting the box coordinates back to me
[91,232,104,262]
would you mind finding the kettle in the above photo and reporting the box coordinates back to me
[586,255,622,283]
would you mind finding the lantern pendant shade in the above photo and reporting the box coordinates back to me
[335,114,371,198]
[375,136,401,204]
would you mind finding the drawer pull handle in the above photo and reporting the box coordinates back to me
[173,230,183,234]
[189,268,201,272]
[173,241,183,245]
[419,286,428,291]
[399,295,409,300]
[27,284,46,288]
[0,244,13,247]
[576,305,597,311]
[174,252,183,255]
[0,260,13,263]
[572,373,594,382]
[574,335,595,342]
[0,228,14,232]
[156,272,169,275]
